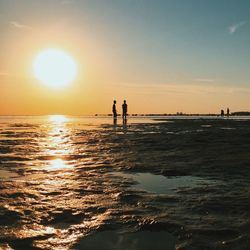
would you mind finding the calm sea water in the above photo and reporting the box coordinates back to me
[0,115,249,249]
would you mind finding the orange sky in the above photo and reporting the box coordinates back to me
[1,0,250,115]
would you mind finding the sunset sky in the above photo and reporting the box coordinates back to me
[1,0,250,115]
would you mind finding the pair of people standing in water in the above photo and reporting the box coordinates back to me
[112,100,128,122]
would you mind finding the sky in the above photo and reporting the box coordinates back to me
[1,0,250,115]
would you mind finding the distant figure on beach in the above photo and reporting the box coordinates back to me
[113,100,117,126]
[122,100,128,120]
[113,100,117,118]
[221,109,224,117]
[227,108,230,117]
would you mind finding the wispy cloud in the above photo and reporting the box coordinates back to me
[228,21,249,34]
[0,72,9,76]
[61,0,74,5]
[10,21,32,30]
[195,78,215,83]
[110,82,250,96]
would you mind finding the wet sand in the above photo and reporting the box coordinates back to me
[0,116,249,249]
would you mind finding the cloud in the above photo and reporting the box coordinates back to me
[110,82,250,97]
[225,86,250,94]
[0,72,9,76]
[10,21,32,30]
[195,78,215,83]
[61,0,74,4]
[228,21,248,34]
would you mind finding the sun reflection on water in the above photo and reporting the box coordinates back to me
[47,158,73,171]
[43,115,73,158]
[48,115,68,123]
[38,115,75,171]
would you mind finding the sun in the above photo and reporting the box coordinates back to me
[33,48,77,88]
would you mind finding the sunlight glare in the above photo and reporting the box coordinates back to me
[33,48,77,88]
[48,159,73,171]
[49,115,68,123]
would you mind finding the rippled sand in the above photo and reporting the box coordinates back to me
[0,116,249,249]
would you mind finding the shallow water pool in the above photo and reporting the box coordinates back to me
[117,172,211,194]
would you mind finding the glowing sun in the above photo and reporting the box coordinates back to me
[33,48,77,88]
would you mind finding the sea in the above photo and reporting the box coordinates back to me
[0,115,249,249]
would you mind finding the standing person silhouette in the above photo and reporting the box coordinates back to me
[112,100,117,124]
[122,100,128,121]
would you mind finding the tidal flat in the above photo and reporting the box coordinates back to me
[0,116,249,249]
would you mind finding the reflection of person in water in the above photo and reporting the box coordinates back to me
[122,100,128,120]
[113,116,117,126]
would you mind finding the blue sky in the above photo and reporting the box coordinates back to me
[1,0,250,114]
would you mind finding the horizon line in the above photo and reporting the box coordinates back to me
[1,111,250,117]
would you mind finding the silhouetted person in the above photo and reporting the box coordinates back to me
[113,100,117,118]
[122,100,128,120]
[112,100,117,125]
[227,108,230,117]
[221,109,224,117]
